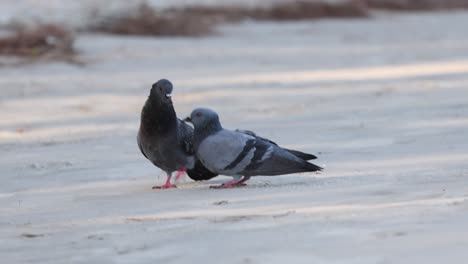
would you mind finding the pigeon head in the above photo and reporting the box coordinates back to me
[149,79,173,104]
[185,108,222,132]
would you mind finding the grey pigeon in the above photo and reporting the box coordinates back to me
[184,108,322,188]
[235,129,318,161]
[137,80,217,189]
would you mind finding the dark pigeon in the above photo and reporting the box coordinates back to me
[185,108,322,188]
[137,80,217,189]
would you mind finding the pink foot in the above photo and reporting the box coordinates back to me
[152,176,177,189]
[174,167,186,181]
[210,182,247,189]
[210,177,250,189]
[152,183,177,189]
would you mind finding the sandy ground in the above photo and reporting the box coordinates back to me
[1,11,468,264]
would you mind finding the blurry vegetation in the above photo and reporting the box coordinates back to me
[0,23,82,66]
[90,0,468,38]
[0,24,75,58]
[365,0,468,10]
[90,3,214,37]
[1,0,467,64]
[179,0,368,22]
[91,1,368,37]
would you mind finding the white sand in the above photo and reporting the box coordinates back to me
[1,11,468,263]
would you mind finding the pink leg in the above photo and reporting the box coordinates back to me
[152,174,177,189]
[174,167,186,181]
[210,176,250,189]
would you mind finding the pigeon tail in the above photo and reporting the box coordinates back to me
[284,149,317,160]
[303,161,323,172]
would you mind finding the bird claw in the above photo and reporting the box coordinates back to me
[210,182,247,189]
[152,184,177,189]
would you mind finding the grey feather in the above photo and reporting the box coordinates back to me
[137,80,217,182]
[236,129,317,160]
[189,108,322,180]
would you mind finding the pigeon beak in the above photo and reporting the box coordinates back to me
[183,116,192,123]
[165,93,172,99]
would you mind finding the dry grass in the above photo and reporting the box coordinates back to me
[0,24,75,58]
[91,3,214,37]
[178,0,368,22]
[365,0,468,10]
[91,1,369,37]
[249,0,368,20]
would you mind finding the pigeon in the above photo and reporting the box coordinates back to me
[137,80,217,189]
[184,108,323,188]
[235,129,318,161]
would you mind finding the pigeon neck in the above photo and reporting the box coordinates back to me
[194,121,222,148]
[140,97,176,135]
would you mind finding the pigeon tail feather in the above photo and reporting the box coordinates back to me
[303,161,323,172]
[284,149,317,160]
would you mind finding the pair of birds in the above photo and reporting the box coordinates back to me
[137,79,322,189]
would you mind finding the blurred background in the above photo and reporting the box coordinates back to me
[1,1,468,263]
[2,0,468,62]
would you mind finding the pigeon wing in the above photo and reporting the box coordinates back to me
[177,119,195,155]
[197,130,258,175]
[137,134,149,160]
[240,143,322,176]
[236,129,317,160]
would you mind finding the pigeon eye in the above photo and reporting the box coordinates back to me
[196,112,202,117]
